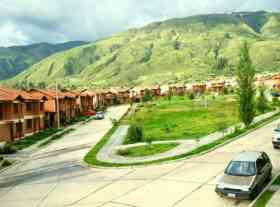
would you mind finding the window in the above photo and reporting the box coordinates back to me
[40,103,44,111]
[26,119,32,129]
[26,103,32,112]
[0,103,3,120]
[14,103,19,113]
[225,161,256,176]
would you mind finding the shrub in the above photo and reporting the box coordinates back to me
[111,118,119,126]
[118,148,130,156]
[1,159,12,167]
[142,90,152,102]
[0,143,17,154]
[145,137,153,145]
[0,156,3,161]
[188,92,195,100]
[257,87,268,114]
[126,124,144,144]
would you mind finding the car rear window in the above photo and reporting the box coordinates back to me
[225,161,256,176]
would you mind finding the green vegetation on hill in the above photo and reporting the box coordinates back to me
[0,41,89,80]
[7,11,280,88]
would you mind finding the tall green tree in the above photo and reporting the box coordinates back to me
[236,42,256,127]
[257,86,268,114]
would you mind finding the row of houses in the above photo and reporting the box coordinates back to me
[1,74,279,143]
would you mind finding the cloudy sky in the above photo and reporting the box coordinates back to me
[0,0,279,47]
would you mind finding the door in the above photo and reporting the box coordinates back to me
[15,122,23,138]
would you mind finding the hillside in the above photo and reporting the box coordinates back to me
[8,11,280,88]
[0,41,89,80]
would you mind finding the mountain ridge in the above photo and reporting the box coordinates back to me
[0,41,89,80]
[7,11,280,88]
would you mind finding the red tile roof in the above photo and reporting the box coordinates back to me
[29,89,76,99]
[0,87,44,101]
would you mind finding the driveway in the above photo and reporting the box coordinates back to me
[0,106,280,207]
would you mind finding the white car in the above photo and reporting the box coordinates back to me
[272,128,280,149]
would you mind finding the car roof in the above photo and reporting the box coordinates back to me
[232,151,263,162]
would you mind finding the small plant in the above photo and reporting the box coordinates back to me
[145,137,153,146]
[118,148,130,156]
[257,86,268,114]
[0,143,18,154]
[1,159,12,167]
[143,90,152,102]
[164,123,172,133]
[188,92,195,100]
[111,118,119,126]
[0,156,3,161]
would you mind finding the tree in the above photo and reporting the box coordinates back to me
[236,42,256,127]
[142,90,152,102]
[126,124,144,144]
[257,87,268,114]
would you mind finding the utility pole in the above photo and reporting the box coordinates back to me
[56,81,61,128]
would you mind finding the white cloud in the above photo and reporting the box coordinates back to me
[0,0,279,46]
[0,22,29,46]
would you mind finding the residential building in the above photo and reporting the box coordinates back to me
[0,87,46,142]
[28,89,77,128]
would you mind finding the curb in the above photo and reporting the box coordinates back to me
[249,171,280,207]
[85,111,280,169]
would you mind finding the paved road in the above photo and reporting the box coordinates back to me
[0,106,280,207]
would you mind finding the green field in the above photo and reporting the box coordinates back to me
[122,95,239,141]
[118,143,179,157]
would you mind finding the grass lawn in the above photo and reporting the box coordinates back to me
[122,95,239,142]
[117,143,179,157]
[253,191,274,207]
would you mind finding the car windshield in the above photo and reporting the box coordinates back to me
[225,161,256,176]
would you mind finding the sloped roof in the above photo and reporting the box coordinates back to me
[0,87,44,101]
[29,89,76,99]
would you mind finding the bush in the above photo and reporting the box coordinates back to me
[118,148,129,156]
[0,156,3,161]
[111,118,119,126]
[126,124,144,144]
[257,87,268,114]
[142,90,152,102]
[0,143,17,154]
[1,159,12,167]
[188,92,195,100]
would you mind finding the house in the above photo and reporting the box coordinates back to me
[0,87,46,142]
[110,88,131,104]
[149,86,161,98]
[96,89,117,107]
[169,84,186,96]
[80,90,97,111]
[28,89,77,128]
[131,87,151,102]
[209,81,225,93]
[192,83,207,94]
